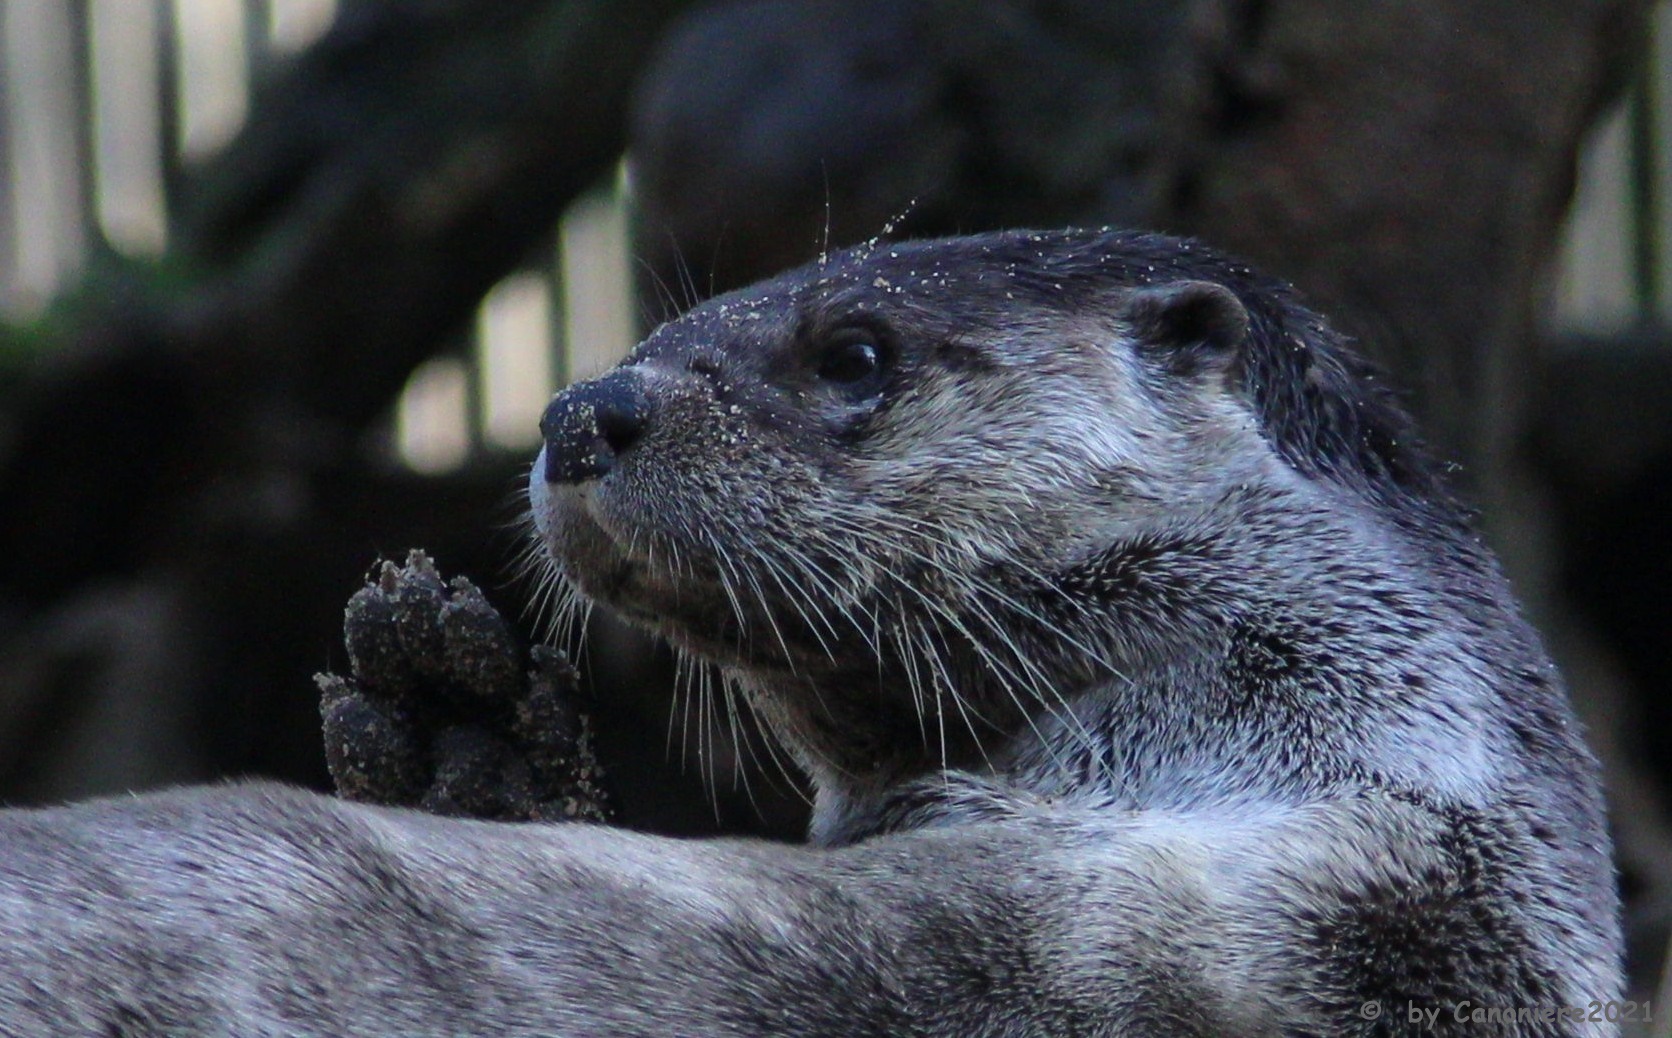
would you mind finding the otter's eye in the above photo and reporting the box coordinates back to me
[817,334,883,386]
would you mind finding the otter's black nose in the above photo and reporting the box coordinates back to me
[539,368,651,484]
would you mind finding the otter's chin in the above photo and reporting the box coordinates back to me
[530,455,738,645]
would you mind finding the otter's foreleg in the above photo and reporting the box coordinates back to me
[0,784,1585,1036]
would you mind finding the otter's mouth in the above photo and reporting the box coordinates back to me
[529,453,758,652]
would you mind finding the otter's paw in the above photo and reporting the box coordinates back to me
[315,550,611,823]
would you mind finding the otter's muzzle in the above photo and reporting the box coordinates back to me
[538,368,651,484]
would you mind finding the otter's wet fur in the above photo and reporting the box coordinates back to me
[0,229,1620,1036]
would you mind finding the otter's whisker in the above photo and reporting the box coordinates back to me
[757,547,848,662]
[909,614,996,776]
[700,527,758,660]
[748,548,830,667]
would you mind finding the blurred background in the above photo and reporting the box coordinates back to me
[0,0,1668,1001]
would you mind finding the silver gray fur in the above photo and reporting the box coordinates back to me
[0,229,1620,1035]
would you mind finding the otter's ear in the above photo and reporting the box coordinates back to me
[1122,281,1250,377]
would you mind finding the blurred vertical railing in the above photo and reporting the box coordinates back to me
[0,0,637,476]
[0,0,1665,471]
[1555,4,1672,334]
[2,0,90,313]
[395,170,636,474]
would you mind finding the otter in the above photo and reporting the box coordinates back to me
[0,229,1621,1035]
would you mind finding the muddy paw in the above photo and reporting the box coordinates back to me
[315,550,610,822]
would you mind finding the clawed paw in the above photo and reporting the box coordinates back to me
[315,550,610,823]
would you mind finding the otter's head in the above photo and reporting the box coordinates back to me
[528,229,1446,788]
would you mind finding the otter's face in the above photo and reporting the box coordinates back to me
[529,232,1260,772]
[528,272,901,669]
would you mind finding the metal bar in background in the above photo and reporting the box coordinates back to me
[154,0,184,220]
[172,0,249,162]
[559,176,636,384]
[265,0,336,57]
[1652,0,1672,325]
[549,226,572,395]
[0,6,16,308]
[1555,101,1636,335]
[477,269,556,451]
[1630,53,1659,316]
[66,0,100,265]
[1,0,89,316]
[89,0,169,258]
[243,0,269,68]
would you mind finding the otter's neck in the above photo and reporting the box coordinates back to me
[798,479,1506,842]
